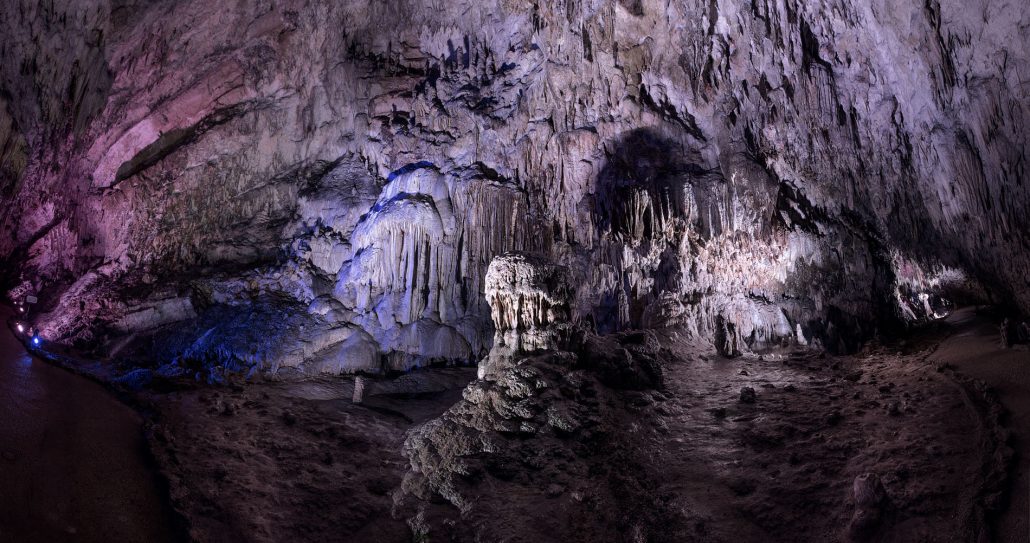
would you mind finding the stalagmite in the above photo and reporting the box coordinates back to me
[0,2,1025,542]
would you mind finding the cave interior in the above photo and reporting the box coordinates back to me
[0,1,1028,542]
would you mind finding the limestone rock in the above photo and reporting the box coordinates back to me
[848,472,889,540]
[485,252,574,352]
[0,0,1026,371]
[397,331,669,542]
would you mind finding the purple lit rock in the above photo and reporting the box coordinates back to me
[0,0,1025,370]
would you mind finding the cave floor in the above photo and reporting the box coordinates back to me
[139,311,1024,542]
[929,307,1030,542]
[646,327,1006,542]
[0,308,181,543]
[146,368,477,542]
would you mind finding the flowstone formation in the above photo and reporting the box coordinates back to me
[0,0,1027,376]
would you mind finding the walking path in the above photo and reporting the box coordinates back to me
[0,307,180,542]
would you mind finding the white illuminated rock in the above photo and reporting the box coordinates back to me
[485,252,573,353]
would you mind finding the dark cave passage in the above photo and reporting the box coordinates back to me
[0,307,181,543]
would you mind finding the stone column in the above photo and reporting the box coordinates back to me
[352,376,366,404]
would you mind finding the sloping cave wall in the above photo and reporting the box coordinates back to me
[0,0,1026,374]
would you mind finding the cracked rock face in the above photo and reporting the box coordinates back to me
[0,0,1027,373]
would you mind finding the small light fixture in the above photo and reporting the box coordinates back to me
[16,324,24,333]
[32,337,40,346]
[18,307,24,312]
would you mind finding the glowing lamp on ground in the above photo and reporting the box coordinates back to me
[32,337,40,346]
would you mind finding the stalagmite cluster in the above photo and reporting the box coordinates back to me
[484,252,573,352]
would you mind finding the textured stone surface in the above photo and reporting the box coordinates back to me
[396,330,671,542]
[393,320,1011,542]
[0,0,1027,373]
[485,252,574,352]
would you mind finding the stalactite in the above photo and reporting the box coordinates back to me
[0,0,1024,370]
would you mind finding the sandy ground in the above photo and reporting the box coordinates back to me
[0,308,182,543]
[930,307,1030,542]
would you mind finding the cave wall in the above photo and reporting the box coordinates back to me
[0,0,1026,372]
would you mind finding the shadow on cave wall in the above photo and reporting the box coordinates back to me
[592,128,703,239]
[589,128,707,333]
[586,128,926,355]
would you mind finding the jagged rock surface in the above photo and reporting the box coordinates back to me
[483,251,574,372]
[1,0,1027,373]
[396,330,669,542]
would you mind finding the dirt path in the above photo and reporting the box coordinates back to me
[0,308,182,543]
[930,307,1030,543]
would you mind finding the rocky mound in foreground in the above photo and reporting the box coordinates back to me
[396,251,676,540]
[391,330,1013,543]
[396,329,671,542]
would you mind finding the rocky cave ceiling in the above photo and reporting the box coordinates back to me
[0,0,1027,376]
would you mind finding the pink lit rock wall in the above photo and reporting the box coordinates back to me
[0,0,1026,373]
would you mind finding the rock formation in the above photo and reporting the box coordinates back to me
[392,252,1008,542]
[0,1,1027,374]
[479,252,575,378]
[0,4,1025,541]
[397,253,667,541]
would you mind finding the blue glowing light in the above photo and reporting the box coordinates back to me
[32,337,40,346]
